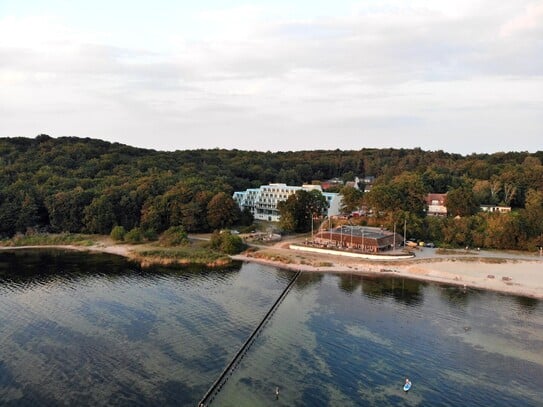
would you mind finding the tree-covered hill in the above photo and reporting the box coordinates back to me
[1,135,542,248]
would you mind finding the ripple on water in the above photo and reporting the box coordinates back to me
[212,273,543,407]
[0,250,294,406]
[1,251,542,406]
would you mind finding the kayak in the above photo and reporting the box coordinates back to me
[403,381,412,392]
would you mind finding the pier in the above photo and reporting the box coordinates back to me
[197,270,302,406]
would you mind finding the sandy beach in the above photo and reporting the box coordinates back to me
[2,240,542,299]
[232,239,543,299]
[231,254,543,298]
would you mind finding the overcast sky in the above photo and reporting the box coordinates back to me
[1,0,541,154]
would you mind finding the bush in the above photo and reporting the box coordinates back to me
[210,230,246,254]
[110,225,126,241]
[143,229,158,241]
[159,226,188,246]
[125,227,143,244]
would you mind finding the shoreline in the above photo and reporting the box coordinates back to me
[0,243,232,269]
[1,243,542,299]
[231,251,543,299]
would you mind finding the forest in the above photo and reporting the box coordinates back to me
[0,134,542,251]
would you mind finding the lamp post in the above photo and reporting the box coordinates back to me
[311,214,314,243]
[393,222,396,251]
[403,217,407,247]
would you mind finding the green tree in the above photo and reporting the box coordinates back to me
[446,186,479,217]
[523,189,543,239]
[207,192,240,230]
[125,227,143,243]
[46,188,93,232]
[339,185,363,214]
[278,189,327,233]
[159,226,188,246]
[16,193,39,233]
[472,180,492,205]
[364,184,401,215]
[110,225,126,241]
[484,213,525,250]
[0,198,19,237]
[392,172,427,215]
[140,196,168,233]
[424,216,445,244]
[209,230,245,254]
[441,216,475,247]
[84,195,116,234]
[239,207,254,226]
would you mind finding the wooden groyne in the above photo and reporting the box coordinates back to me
[197,270,302,406]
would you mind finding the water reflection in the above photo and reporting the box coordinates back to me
[515,296,539,313]
[360,276,426,306]
[213,273,543,407]
[1,251,542,406]
[337,274,362,294]
[0,250,291,406]
[293,271,323,290]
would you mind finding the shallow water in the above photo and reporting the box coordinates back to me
[0,250,291,406]
[212,274,543,406]
[0,250,542,406]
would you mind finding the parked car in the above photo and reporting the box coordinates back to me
[425,242,435,248]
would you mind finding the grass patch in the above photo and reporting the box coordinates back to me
[250,251,293,264]
[0,233,96,247]
[480,257,510,264]
[315,262,333,267]
[132,244,231,268]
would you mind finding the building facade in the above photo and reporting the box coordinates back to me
[426,193,448,216]
[313,226,403,253]
[480,205,512,213]
[233,183,341,222]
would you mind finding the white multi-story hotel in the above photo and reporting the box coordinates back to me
[233,183,342,222]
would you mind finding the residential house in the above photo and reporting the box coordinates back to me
[480,205,512,213]
[426,193,448,216]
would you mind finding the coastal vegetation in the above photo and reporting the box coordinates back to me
[0,232,95,247]
[1,135,542,251]
[0,230,240,268]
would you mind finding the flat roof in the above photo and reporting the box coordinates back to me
[326,226,393,239]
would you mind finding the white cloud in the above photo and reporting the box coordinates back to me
[0,2,542,154]
[500,1,543,37]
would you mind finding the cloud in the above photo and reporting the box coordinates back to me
[500,1,543,37]
[0,2,542,154]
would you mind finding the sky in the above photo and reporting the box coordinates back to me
[0,0,542,154]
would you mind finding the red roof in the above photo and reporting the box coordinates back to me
[426,193,447,205]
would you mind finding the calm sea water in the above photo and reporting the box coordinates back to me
[1,250,542,406]
[0,250,292,406]
[213,273,543,406]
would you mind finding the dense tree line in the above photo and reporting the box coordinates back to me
[1,135,542,250]
[362,166,543,250]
